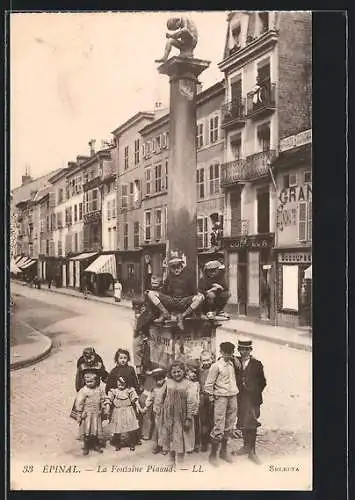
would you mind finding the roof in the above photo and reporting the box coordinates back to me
[271,143,312,171]
[111,111,155,137]
[139,80,225,137]
[32,184,52,204]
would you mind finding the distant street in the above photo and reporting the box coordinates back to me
[10,283,312,489]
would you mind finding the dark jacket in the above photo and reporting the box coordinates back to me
[161,268,196,298]
[75,354,108,392]
[105,364,139,394]
[235,356,266,406]
[198,275,228,295]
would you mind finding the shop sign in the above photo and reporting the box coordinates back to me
[278,184,312,205]
[223,233,274,250]
[279,129,312,152]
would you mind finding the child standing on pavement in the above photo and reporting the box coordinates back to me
[158,361,198,466]
[186,363,201,452]
[70,371,106,456]
[144,368,167,454]
[104,376,144,452]
[198,350,215,452]
[204,342,238,467]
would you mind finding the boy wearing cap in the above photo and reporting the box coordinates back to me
[234,338,266,464]
[146,257,204,331]
[204,342,238,466]
[198,260,231,321]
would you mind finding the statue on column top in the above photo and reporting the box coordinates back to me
[155,17,198,63]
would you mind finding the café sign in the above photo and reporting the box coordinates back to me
[279,129,312,153]
[223,233,275,250]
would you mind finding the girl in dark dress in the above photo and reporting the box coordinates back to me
[105,349,140,445]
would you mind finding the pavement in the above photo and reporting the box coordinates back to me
[10,284,312,490]
[10,280,311,371]
[10,315,52,370]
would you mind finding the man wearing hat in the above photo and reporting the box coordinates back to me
[204,341,238,466]
[233,338,266,464]
[146,256,204,331]
[198,260,231,321]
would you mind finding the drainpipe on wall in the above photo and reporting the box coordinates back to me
[267,159,278,326]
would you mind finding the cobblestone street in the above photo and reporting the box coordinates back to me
[10,283,312,489]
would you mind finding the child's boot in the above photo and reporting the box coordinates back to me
[248,430,262,465]
[233,430,249,456]
[208,440,220,467]
[82,438,90,456]
[114,434,121,451]
[152,445,162,454]
[154,303,171,323]
[220,438,233,463]
[168,451,176,467]
[129,432,136,451]
[200,435,209,452]
[93,437,103,453]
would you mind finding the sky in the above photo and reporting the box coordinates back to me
[10,11,228,189]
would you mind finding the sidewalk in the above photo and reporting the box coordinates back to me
[10,315,52,370]
[11,280,312,352]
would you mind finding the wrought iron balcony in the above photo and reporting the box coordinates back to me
[221,99,246,129]
[246,81,276,120]
[221,150,276,187]
[221,158,246,187]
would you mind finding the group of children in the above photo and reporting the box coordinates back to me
[70,340,266,467]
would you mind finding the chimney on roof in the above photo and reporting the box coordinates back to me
[22,165,33,186]
[88,139,96,157]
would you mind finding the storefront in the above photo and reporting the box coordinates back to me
[84,252,118,296]
[272,130,312,328]
[69,252,98,290]
[274,248,312,328]
[222,233,275,319]
[118,250,142,297]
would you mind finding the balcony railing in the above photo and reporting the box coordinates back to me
[221,99,246,129]
[246,81,276,119]
[221,150,276,186]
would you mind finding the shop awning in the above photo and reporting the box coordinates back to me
[21,259,37,270]
[10,259,22,274]
[70,252,97,261]
[85,254,117,279]
[304,265,312,280]
[16,257,32,268]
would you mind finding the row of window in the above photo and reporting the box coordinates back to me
[144,207,166,243]
[57,171,97,204]
[196,114,220,149]
[143,133,169,160]
[196,163,220,200]
[283,171,312,188]
[106,199,117,220]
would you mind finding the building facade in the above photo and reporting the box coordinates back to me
[273,129,312,327]
[112,112,156,295]
[218,10,312,323]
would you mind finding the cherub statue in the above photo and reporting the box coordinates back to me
[155,17,198,63]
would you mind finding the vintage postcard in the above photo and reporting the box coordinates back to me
[9,10,312,491]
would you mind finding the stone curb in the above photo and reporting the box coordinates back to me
[220,325,312,352]
[12,281,311,352]
[10,323,53,371]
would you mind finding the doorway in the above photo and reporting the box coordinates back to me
[237,249,247,315]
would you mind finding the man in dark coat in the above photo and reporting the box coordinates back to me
[75,347,108,392]
[233,338,266,464]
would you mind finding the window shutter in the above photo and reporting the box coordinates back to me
[142,143,146,158]
[307,201,312,241]
[298,202,307,241]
